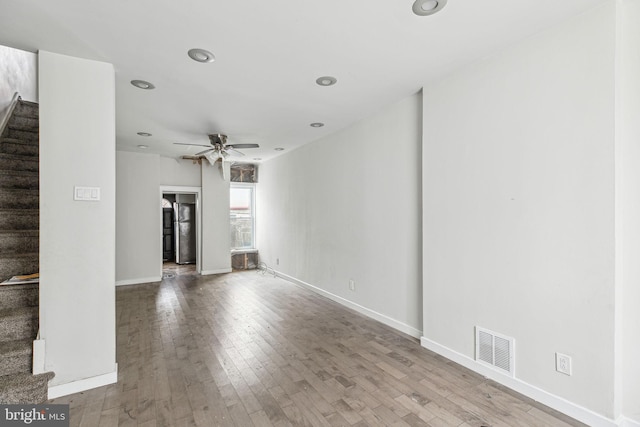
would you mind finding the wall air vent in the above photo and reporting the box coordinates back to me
[475,326,515,377]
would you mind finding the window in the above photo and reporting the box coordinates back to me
[230,183,255,250]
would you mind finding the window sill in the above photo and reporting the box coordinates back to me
[231,248,258,254]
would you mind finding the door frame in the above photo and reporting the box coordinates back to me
[159,186,202,275]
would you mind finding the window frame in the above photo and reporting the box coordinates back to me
[230,182,256,252]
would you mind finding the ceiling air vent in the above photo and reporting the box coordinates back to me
[475,327,515,377]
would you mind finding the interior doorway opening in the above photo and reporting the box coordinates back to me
[159,186,201,276]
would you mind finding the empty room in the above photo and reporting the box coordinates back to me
[0,0,639,426]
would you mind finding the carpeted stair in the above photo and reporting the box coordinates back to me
[0,97,54,404]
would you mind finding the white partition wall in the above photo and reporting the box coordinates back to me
[39,51,117,396]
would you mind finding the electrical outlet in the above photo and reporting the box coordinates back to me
[349,279,355,291]
[556,353,572,376]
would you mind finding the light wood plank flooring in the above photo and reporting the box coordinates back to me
[50,270,586,427]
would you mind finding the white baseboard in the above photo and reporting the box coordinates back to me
[32,339,46,374]
[619,417,640,427]
[420,337,618,427]
[116,277,161,287]
[276,271,422,339]
[201,268,232,276]
[48,365,118,399]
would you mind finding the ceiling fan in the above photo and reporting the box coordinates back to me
[174,134,259,164]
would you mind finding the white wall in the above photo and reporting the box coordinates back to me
[116,152,231,283]
[201,162,231,274]
[39,51,117,387]
[116,151,161,284]
[257,94,423,336]
[617,0,640,423]
[0,44,37,120]
[422,2,616,420]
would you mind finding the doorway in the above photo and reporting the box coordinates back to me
[159,186,201,276]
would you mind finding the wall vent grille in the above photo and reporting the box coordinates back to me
[475,327,515,376]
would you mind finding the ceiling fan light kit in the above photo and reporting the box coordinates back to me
[412,0,447,16]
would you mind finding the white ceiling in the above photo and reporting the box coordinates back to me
[0,0,607,162]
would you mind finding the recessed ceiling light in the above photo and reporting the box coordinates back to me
[274,148,285,151]
[137,132,152,137]
[412,0,447,16]
[316,76,337,86]
[130,80,155,90]
[253,158,262,161]
[310,122,324,128]
[188,48,215,63]
[137,145,148,149]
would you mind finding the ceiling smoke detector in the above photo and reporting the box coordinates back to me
[188,48,215,63]
[412,0,447,16]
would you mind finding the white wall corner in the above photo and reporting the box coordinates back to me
[48,364,118,400]
[420,337,618,427]
[115,277,161,287]
[277,271,422,339]
[32,338,46,375]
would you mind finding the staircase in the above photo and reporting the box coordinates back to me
[0,96,54,404]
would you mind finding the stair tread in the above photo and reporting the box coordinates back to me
[0,188,38,194]
[0,153,38,160]
[0,306,38,317]
[0,230,39,234]
[7,124,37,132]
[0,169,39,176]
[0,138,38,145]
[0,371,54,394]
[0,209,38,213]
[0,338,32,356]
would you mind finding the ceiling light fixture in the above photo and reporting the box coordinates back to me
[274,147,285,151]
[137,145,148,149]
[137,132,152,137]
[310,122,324,128]
[316,76,337,86]
[130,80,155,90]
[188,48,215,63]
[253,158,262,161]
[412,0,447,16]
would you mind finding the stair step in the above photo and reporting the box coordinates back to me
[0,138,38,157]
[0,306,38,342]
[0,153,38,172]
[0,253,39,284]
[0,339,33,376]
[12,105,38,120]
[0,230,38,253]
[0,371,53,404]
[0,169,38,190]
[8,115,38,131]
[0,209,38,230]
[5,127,38,143]
[0,189,38,209]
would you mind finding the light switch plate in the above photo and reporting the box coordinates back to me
[74,186,101,201]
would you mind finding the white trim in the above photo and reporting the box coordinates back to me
[32,338,46,375]
[276,271,422,339]
[618,417,640,427]
[48,365,118,399]
[420,337,618,427]
[115,276,161,287]
[201,268,232,276]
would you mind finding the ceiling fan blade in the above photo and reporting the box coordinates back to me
[226,148,245,157]
[226,143,259,149]
[195,148,214,156]
[174,142,212,147]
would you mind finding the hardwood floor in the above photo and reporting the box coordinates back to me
[49,270,586,427]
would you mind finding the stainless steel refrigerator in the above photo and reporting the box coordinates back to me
[174,202,196,264]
